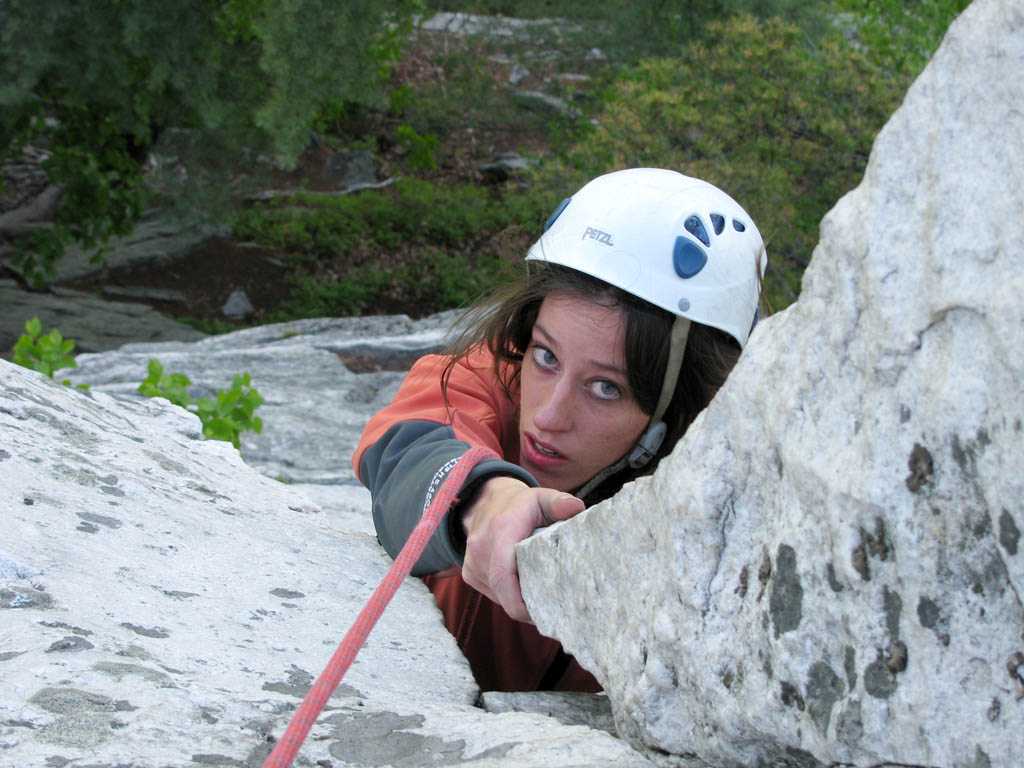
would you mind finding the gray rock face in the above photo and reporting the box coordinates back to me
[0,280,207,357]
[1,311,656,765]
[518,1,1024,767]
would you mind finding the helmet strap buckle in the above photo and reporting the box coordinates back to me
[628,421,667,468]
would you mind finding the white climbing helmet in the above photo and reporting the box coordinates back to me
[526,168,766,348]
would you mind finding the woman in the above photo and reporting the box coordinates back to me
[352,168,766,692]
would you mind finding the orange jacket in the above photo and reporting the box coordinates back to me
[352,348,600,692]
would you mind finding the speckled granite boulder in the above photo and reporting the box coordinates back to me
[519,1,1024,766]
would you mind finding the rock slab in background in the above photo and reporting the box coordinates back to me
[0,279,206,357]
[519,1,1024,766]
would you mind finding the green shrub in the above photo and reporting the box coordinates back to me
[11,317,88,388]
[137,359,264,449]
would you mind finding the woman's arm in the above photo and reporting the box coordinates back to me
[353,352,536,575]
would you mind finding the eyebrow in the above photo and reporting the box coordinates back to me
[532,321,629,379]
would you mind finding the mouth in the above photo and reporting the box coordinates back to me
[523,432,566,466]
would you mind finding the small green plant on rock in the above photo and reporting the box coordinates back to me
[11,316,88,389]
[137,359,264,449]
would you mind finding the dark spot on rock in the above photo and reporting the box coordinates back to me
[756,552,772,602]
[735,567,748,598]
[864,641,908,700]
[0,449,9,460]
[46,636,95,653]
[987,698,1000,721]
[834,699,863,745]
[770,545,803,638]
[200,707,220,724]
[77,512,122,529]
[1,650,26,661]
[30,687,118,715]
[162,589,200,600]
[972,583,984,594]
[940,633,950,646]
[999,510,1020,556]
[972,513,991,539]
[1006,652,1024,683]
[191,754,248,766]
[917,596,941,629]
[93,662,170,684]
[77,522,99,534]
[100,485,125,497]
[774,448,784,478]
[270,588,305,599]
[883,587,902,638]
[120,623,169,638]
[23,496,34,505]
[851,543,869,581]
[40,621,92,636]
[826,563,844,592]
[779,681,805,710]
[720,669,734,690]
[965,745,992,768]
[885,640,908,674]
[262,665,314,698]
[899,405,911,423]
[187,481,230,500]
[843,646,857,691]
[906,442,933,492]
[324,709,483,766]
[806,661,844,733]
[1,586,53,609]
[866,517,890,560]
[864,649,898,699]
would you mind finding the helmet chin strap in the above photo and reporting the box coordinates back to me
[575,317,691,500]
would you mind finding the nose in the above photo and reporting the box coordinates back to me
[532,375,575,432]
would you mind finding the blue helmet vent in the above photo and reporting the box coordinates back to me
[545,197,572,231]
[684,215,710,246]
[673,236,707,279]
[710,213,725,235]
[733,219,746,232]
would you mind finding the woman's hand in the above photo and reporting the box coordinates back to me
[460,476,585,622]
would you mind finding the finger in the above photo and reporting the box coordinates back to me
[489,532,531,623]
[492,568,530,623]
[538,491,585,525]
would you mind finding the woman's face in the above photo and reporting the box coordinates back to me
[518,292,650,493]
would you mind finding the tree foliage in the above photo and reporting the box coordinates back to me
[0,0,421,283]
[835,0,972,75]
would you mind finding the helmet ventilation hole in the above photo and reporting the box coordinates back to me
[673,236,707,279]
[545,197,572,231]
[733,219,746,232]
[710,213,725,235]
[684,215,710,246]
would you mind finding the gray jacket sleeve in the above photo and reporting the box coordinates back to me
[357,420,537,575]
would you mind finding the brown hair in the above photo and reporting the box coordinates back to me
[442,263,743,503]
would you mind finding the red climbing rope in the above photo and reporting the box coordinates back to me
[263,445,496,768]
